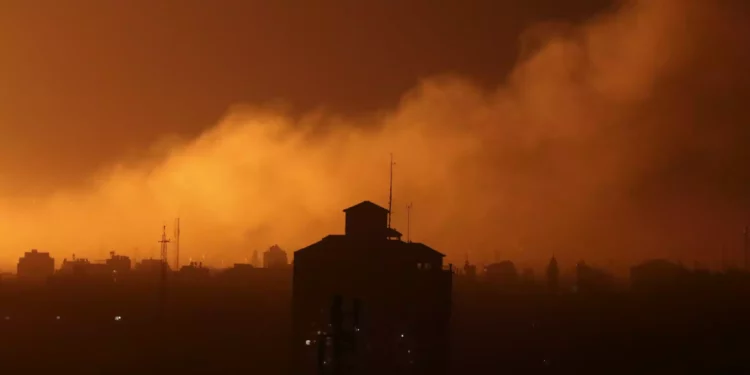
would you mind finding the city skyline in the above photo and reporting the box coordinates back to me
[1,0,749,278]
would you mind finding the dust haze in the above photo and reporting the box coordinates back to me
[1,0,749,271]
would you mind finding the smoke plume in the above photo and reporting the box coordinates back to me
[1,0,749,271]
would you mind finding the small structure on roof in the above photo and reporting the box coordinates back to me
[343,200,402,240]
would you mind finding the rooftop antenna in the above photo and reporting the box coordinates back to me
[388,153,395,229]
[406,202,413,243]
[158,224,171,314]
[174,218,181,271]
[159,225,171,266]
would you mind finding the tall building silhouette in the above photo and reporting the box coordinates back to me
[106,251,132,274]
[292,200,452,375]
[546,256,559,294]
[485,260,519,286]
[263,245,289,269]
[17,249,54,283]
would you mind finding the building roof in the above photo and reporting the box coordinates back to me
[265,244,286,253]
[386,227,402,238]
[295,235,445,258]
[343,200,389,213]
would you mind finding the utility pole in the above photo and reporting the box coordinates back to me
[406,203,413,243]
[158,225,171,318]
[388,153,395,229]
[159,224,171,267]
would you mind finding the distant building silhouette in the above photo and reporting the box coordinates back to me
[134,258,171,277]
[58,256,111,280]
[17,249,54,283]
[521,267,535,283]
[178,261,210,281]
[263,245,289,269]
[575,261,614,294]
[630,259,688,292]
[485,260,519,287]
[292,200,452,375]
[546,256,559,294]
[106,251,131,274]
[463,257,477,280]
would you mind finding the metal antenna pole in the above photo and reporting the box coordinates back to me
[159,225,171,266]
[158,225,171,317]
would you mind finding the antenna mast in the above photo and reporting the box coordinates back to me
[388,153,395,229]
[407,203,413,243]
[158,224,171,316]
[159,225,171,265]
[174,218,181,271]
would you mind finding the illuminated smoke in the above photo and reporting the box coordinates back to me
[1,0,749,271]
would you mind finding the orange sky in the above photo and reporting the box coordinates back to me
[1,0,750,272]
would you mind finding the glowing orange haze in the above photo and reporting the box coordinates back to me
[0,0,748,272]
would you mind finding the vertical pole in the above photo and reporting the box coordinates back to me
[158,225,170,321]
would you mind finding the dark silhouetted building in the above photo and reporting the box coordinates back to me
[57,257,112,282]
[106,251,131,274]
[135,258,169,271]
[575,261,615,294]
[547,256,559,294]
[485,260,519,286]
[463,258,477,280]
[263,245,289,269]
[178,261,210,281]
[630,259,689,292]
[17,249,55,283]
[134,258,171,280]
[292,200,452,375]
[521,267,535,283]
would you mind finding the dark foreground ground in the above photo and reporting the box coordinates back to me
[1,276,750,375]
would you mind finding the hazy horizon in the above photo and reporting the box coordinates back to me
[1,0,750,271]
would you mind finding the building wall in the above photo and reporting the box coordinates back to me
[292,241,451,375]
[344,209,388,238]
[17,254,55,282]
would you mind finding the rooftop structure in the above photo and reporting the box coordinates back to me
[292,200,452,375]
